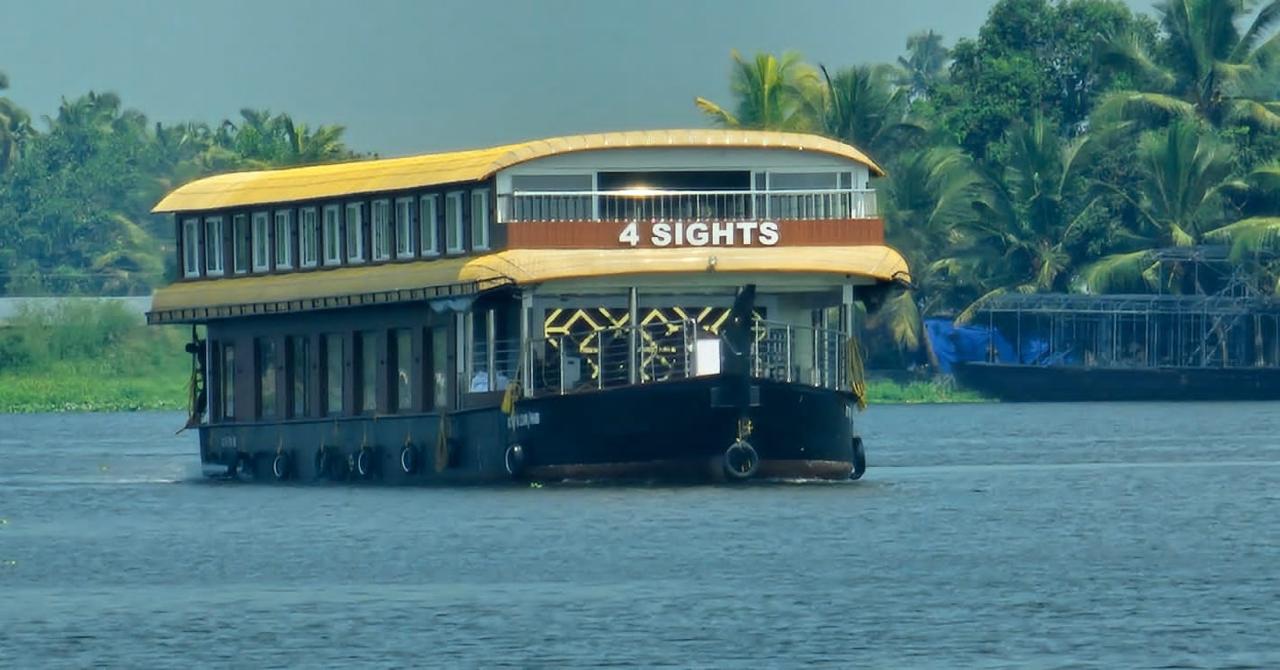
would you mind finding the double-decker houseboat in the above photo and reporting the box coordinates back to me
[149,129,909,483]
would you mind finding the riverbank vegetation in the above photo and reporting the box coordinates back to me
[2,0,1278,407]
[697,0,1280,366]
[0,302,190,412]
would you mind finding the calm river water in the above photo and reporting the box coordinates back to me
[1,403,1278,668]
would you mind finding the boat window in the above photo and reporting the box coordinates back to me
[300,207,319,268]
[420,195,440,256]
[274,210,293,269]
[251,212,270,272]
[429,326,448,410]
[509,175,593,221]
[395,198,414,259]
[345,203,365,263]
[289,335,310,418]
[232,214,249,274]
[445,192,464,254]
[371,199,392,261]
[220,342,236,420]
[768,172,843,220]
[204,217,224,276]
[322,205,342,266]
[471,190,490,251]
[252,212,271,272]
[322,333,343,415]
[257,337,278,419]
[356,330,377,414]
[182,218,200,278]
[390,328,413,412]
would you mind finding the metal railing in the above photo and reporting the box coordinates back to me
[518,318,851,397]
[501,188,877,223]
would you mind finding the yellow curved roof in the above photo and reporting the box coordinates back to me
[460,246,910,285]
[152,129,885,214]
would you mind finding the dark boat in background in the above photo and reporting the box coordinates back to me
[930,247,1280,402]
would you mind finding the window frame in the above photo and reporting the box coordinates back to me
[322,333,344,416]
[420,194,440,257]
[371,198,392,262]
[274,209,294,270]
[232,214,249,275]
[345,202,365,264]
[251,212,270,273]
[470,189,490,251]
[204,216,224,277]
[299,207,319,269]
[395,197,415,259]
[182,218,201,278]
[220,342,236,421]
[445,191,465,254]
[322,204,342,266]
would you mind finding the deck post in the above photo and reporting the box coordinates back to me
[521,293,533,397]
[558,337,566,395]
[486,309,496,392]
[628,287,638,385]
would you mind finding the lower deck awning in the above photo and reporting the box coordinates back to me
[458,245,910,286]
[147,258,508,325]
[148,246,910,325]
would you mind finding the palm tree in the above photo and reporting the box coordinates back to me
[940,116,1102,319]
[0,70,33,173]
[695,50,821,131]
[896,30,950,100]
[818,64,922,162]
[279,115,349,164]
[1082,120,1235,292]
[1097,0,1280,130]
[1203,161,1280,260]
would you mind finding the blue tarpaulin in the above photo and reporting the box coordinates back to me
[924,318,1016,374]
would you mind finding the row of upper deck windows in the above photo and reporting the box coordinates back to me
[182,189,491,279]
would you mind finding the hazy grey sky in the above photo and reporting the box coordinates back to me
[2,0,1159,156]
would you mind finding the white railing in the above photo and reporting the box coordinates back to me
[516,318,851,397]
[501,189,877,223]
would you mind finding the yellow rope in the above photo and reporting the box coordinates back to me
[847,336,868,411]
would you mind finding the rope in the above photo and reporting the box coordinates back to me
[846,336,867,411]
[435,412,451,473]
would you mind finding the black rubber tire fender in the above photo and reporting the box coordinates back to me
[400,445,418,475]
[723,440,760,480]
[504,444,526,477]
[356,447,374,478]
[850,436,867,480]
[272,452,291,481]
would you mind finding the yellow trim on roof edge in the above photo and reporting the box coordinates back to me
[153,129,885,213]
[149,258,477,314]
[148,246,908,315]
[459,246,910,286]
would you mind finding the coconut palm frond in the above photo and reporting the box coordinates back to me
[1092,91,1197,126]
[694,97,740,127]
[1078,250,1156,294]
[1203,217,1280,259]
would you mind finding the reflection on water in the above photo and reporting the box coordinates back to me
[1,404,1278,667]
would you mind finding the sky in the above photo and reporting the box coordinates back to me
[1,0,1160,157]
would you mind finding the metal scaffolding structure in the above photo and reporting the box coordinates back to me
[973,248,1280,370]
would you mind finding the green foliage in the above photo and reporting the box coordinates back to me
[0,78,357,296]
[0,301,190,412]
[698,0,1280,361]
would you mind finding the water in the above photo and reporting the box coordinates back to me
[1,404,1278,668]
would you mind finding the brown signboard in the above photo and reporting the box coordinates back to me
[506,218,884,249]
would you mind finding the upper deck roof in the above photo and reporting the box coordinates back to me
[152,129,885,214]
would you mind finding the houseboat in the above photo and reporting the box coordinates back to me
[149,129,910,482]
[935,247,1280,401]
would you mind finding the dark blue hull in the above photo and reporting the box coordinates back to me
[199,374,861,483]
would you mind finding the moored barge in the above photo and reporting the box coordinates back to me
[149,129,909,482]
